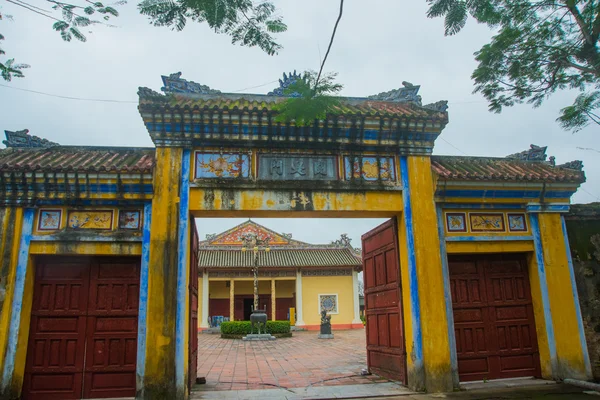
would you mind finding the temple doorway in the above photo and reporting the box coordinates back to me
[192,217,407,394]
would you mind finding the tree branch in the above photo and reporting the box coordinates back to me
[565,0,594,46]
[314,0,344,94]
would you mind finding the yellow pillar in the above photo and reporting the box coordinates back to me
[0,207,23,378]
[144,147,183,399]
[398,156,453,392]
[536,212,592,380]
[271,280,276,321]
[229,280,235,321]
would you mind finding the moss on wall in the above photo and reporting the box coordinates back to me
[566,203,600,380]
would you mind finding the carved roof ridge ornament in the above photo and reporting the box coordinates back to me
[137,86,166,101]
[160,72,221,95]
[368,81,422,104]
[3,129,59,148]
[331,233,352,248]
[558,160,584,171]
[423,100,449,112]
[267,70,304,97]
[506,144,549,162]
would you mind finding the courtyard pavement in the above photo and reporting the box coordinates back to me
[195,328,390,392]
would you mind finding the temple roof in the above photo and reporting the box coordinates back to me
[138,72,449,121]
[0,146,155,173]
[432,145,585,184]
[198,220,362,269]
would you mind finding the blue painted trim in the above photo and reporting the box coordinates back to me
[438,203,525,210]
[32,200,151,206]
[527,204,571,213]
[436,189,576,199]
[136,203,152,393]
[437,206,458,386]
[561,216,592,377]
[400,156,423,372]
[445,235,533,242]
[3,183,153,194]
[31,235,142,242]
[1,208,34,392]
[529,213,558,376]
[176,150,191,392]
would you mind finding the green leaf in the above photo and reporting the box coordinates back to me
[74,16,92,27]
[444,0,467,35]
[94,2,104,7]
[84,6,95,15]
[104,6,119,16]
[60,30,72,41]
[52,21,69,31]
[69,27,87,42]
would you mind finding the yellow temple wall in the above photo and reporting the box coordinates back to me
[301,275,354,329]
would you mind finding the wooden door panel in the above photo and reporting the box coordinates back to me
[449,254,541,382]
[84,259,139,398]
[362,219,407,384]
[189,218,199,390]
[23,260,89,400]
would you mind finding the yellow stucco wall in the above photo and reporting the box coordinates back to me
[538,213,591,380]
[0,207,24,386]
[407,156,452,392]
[301,275,354,327]
[526,252,553,378]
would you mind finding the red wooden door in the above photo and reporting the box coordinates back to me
[23,257,140,400]
[23,259,90,400]
[84,259,140,398]
[188,218,199,390]
[361,219,407,384]
[449,254,541,381]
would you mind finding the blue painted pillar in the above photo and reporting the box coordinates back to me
[136,202,153,398]
[436,206,459,388]
[529,213,558,378]
[176,149,191,398]
[0,208,34,397]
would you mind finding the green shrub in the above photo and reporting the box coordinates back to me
[220,320,291,335]
[360,315,366,325]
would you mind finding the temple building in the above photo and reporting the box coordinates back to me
[0,71,593,399]
[197,220,363,330]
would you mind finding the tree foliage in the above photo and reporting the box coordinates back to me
[273,71,343,126]
[138,0,287,55]
[1,0,286,80]
[427,0,600,132]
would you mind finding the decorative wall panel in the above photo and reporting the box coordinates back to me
[119,210,142,230]
[258,155,337,180]
[195,152,250,179]
[469,213,505,232]
[67,210,113,230]
[507,214,528,232]
[446,213,467,233]
[38,209,62,231]
[319,294,338,314]
[344,156,396,181]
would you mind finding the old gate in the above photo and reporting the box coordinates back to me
[449,253,541,381]
[22,257,140,400]
[361,219,407,383]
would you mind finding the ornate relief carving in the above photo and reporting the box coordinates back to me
[302,269,352,276]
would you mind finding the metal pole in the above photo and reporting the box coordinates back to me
[253,250,259,311]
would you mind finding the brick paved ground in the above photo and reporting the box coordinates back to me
[196,329,391,391]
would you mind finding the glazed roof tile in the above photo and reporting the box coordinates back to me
[198,248,362,268]
[431,155,585,183]
[0,147,155,173]
[144,93,448,120]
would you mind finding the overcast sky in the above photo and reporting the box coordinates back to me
[1,0,599,247]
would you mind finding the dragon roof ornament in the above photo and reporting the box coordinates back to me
[267,70,304,97]
[506,144,549,162]
[558,160,584,171]
[160,72,221,95]
[368,81,422,104]
[3,129,59,148]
